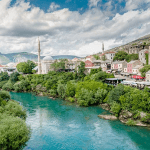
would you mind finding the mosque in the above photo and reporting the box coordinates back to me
[38,38,54,74]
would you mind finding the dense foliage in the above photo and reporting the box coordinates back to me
[0,91,30,150]
[113,51,128,61]
[145,53,149,65]
[16,60,36,74]
[1,63,150,126]
[93,55,100,60]
[113,51,138,62]
[140,65,150,77]
[51,59,67,70]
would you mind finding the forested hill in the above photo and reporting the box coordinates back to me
[0,52,81,65]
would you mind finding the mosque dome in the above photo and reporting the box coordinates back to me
[43,56,53,61]
[7,62,16,68]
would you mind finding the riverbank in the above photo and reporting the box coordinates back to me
[9,89,150,128]
[0,90,30,149]
[1,70,150,128]
[10,91,150,150]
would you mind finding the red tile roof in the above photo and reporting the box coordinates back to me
[0,64,3,67]
[86,55,92,58]
[145,50,149,54]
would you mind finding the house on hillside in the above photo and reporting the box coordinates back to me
[132,65,143,75]
[85,55,95,61]
[105,51,116,61]
[146,70,150,82]
[139,49,149,64]
[127,60,143,74]
[111,61,127,72]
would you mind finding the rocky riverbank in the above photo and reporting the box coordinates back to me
[99,104,150,127]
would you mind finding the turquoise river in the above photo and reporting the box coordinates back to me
[10,92,150,150]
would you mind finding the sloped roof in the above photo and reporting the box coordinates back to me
[128,60,139,64]
[132,65,143,69]
[112,61,126,64]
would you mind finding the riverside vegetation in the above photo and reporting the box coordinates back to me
[0,90,31,150]
[0,60,150,127]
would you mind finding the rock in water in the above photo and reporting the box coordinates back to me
[98,115,117,120]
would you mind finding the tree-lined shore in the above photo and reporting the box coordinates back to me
[0,63,150,128]
[0,90,30,150]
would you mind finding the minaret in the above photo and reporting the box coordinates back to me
[149,45,150,65]
[38,37,41,74]
[102,42,104,54]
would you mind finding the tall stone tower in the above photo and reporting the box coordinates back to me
[102,42,104,54]
[38,37,41,74]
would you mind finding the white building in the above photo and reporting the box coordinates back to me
[41,56,54,74]
[105,51,116,61]
[0,67,17,75]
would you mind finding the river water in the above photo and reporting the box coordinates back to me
[10,92,150,150]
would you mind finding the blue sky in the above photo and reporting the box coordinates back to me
[0,0,150,57]
[10,0,126,14]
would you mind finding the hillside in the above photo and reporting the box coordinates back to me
[0,52,81,65]
[106,34,150,53]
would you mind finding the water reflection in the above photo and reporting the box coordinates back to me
[10,92,150,150]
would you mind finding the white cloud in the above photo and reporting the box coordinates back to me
[47,2,60,12]
[125,0,150,11]
[0,0,150,57]
[88,0,101,8]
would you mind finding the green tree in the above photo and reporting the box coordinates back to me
[102,55,106,61]
[93,55,100,60]
[113,51,128,61]
[125,54,139,62]
[0,72,9,81]
[77,62,86,79]
[10,72,20,82]
[140,65,150,77]
[51,59,67,70]
[16,61,36,74]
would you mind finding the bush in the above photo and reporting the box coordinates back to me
[57,84,66,99]
[126,119,136,126]
[110,102,121,116]
[95,88,108,103]
[66,81,76,97]
[107,84,124,104]
[13,80,31,92]
[32,70,36,74]
[76,88,95,106]
[49,89,57,97]
[2,80,14,91]
[0,81,8,89]
[0,97,7,106]
[4,101,27,119]
[0,114,30,150]
[0,72,9,81]
[141,114,150,123]
[68,97,75,103]
[0,91,10,100]
[10,72,20,82]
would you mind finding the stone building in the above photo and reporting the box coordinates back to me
[132,65,143,75]
[146,70,150,82]
[139,49,148,64]
[111,61,127,72]
[127,60,143,74]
